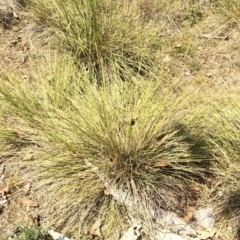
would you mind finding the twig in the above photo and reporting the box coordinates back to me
[199,34,229,40]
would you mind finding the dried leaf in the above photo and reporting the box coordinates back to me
[5,193,11,198]
[182,215,191,222]
[90,219,102,236]
[10,40,18,47]
[104,188,110,195]
[18,198,38,207]
[0,186,9,194]
[187,211,194,220]
[23,44,30,52]
[186,206,196,213]
[0,186,10,199]
[154,162,170,168]
[182,206,195,222]
[13,130,28,139]
[175,41,182,48]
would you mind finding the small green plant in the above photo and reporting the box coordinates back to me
[189,6,203,26]
[182,0,203,26]
[10,224,52,240]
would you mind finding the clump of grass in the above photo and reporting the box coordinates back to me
[217,0,240,27]
[26,0,162,81]
[0,56,213,238]
[10,224,52,240]
[192,89,240,240]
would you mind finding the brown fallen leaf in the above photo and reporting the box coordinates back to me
[182,206,196,222]
[175,41,182,48]
[18,198,38,207]
[186,206,196,213]
[154,162,171,168]
[182,215,191,222]
[13,130,28,139]
[104,188,110,195]
[0,186,9,194]
[187,211,194,220]
[90,219,102,237]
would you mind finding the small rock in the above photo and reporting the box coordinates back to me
[194,208,214,229]
[157,211,196,236]
[0,199,8,208]
[156,229,184,240]
[120,224,142,240]
[197,229,216,240]
[185,71,191,78]
[48,230,72,240]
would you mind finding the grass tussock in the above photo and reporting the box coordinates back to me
[27,0,162,81]
[217,0,240,27]
[190,89,240,239]
[0,56,214,238]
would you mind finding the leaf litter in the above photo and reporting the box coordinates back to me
[18,197,38,207]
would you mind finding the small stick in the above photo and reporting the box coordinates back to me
[199,34,229,40]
